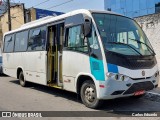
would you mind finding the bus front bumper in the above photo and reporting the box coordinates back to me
[97,75,159,100]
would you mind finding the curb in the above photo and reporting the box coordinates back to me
[144,92,160,102]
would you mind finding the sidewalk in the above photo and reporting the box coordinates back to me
[150,78,160,94]
[151,88,160,93]
[144,79,160,102]
[150,80,160,94]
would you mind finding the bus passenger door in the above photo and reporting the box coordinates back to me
[57,23,64,86]
[47,23,64,87]
[47,26,56,85]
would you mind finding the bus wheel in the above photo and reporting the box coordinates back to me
[19,71,26,87]
[80,80,103,109]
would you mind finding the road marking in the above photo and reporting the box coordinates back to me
[147,92,160,96]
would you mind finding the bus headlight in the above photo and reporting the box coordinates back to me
[155,73,158,78]
[155,71,159,78]
[114,74,119,80]
[106,72,128,81]
[120,75,125,81]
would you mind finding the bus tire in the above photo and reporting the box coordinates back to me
[80,80,103,109]
[19,71,27,87]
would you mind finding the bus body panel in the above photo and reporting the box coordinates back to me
[23,51,47,85]
[75,72,99,93]
[3,67,16,78]
[3,52,23,78]
[23,52,37,83]
[62,51,91,92]
[117,65,158,78]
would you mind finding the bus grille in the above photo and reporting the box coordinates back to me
[123,81,154,95]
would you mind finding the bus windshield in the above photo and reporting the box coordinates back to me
[92,13,155,56]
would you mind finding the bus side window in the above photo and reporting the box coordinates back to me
[3,34,14,53]
[28,26,46,51]
[66,25,88,53]
[14,31,28,52]
[88,26,102,60]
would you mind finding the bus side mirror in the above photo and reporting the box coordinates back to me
[84,19,92,38]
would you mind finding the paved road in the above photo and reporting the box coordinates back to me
[0,76,160,119]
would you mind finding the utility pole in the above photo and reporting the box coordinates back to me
[22,3,26,23]
[7,0,11,31]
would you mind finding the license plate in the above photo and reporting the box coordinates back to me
[134,90,145,96]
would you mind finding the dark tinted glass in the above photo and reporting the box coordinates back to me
[104,0,160,17]
[140,0,147,10]
[126,0,133,12]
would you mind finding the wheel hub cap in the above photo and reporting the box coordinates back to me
[85,86,95,102]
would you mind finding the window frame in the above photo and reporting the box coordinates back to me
[87,25,103,60]
[14,30,29,52]
[27,25,47,52]
[3,33,15,53]
[64,24,89,54]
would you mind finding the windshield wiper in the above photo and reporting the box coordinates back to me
[128,38,155,55]
[107,42,143,56]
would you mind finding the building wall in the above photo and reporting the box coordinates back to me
[1,5,25,34]
[105,0,160,18]
[135,13,160,69]
[30,8,36,21]
[0,5,25,47]
[0,2,21,16]
[34,8,63,19]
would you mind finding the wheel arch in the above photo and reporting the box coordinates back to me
[17,67,24,79]
[75,73,98,95]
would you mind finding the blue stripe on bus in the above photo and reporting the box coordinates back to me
[107,63,118,73]
[90,57,105,81]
